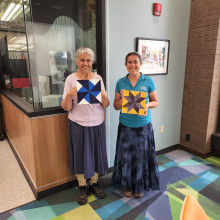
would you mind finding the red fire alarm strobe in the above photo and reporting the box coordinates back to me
[153,3,162,16]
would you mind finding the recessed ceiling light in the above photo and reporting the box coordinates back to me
[1,3,15,21]
[6,4,21,21]
[9,37,17,42]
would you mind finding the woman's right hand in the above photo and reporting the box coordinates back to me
[113,89,125,110]
[61,86,77,111]
[120,89,125,99]
[68,87,77,97]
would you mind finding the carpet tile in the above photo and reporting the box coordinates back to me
[179,158,210,166]
[52,204,102,220]
[206,156,220,166]
[180,164,212,174]
[134,215,148,220]
[167,182,220,220]
[0,150,219,220]
[144,192,173,220]
[8,211,27,220]
[117,192,162,220]
[96,200,131,219]
[164,150,194,163]
[200,177,220,204]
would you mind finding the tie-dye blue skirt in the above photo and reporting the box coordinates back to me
[112,122,160,193]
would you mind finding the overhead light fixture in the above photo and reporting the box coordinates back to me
[6,4,21,21]
[12,6,23,21]
[12,5,27,21]
[21,45,33,50]
[1,3,15,21]
[9,37,17,42]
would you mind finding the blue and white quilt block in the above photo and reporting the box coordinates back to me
[76,79,101,104]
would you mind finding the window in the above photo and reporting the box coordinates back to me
[0,0,105,111]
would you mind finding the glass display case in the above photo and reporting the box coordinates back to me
[0,0,101,113]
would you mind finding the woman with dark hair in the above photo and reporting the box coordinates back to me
[62,48,110,205]
[112,51,160,198]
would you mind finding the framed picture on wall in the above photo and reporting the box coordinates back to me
[136,37,170,75]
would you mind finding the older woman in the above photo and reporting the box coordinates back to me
[62,48,110,205]
[112,52,160,198]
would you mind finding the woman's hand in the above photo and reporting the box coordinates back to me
[61,87,77,111]
[67,87,77,97]
[114,89,125,110]
[100,89,110,109]
[120,89,125,99]
[141,90,158,116]
[101,89,108,99]
[143,103,149,116]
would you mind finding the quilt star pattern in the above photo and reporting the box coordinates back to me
[121,90,147,115]
[76,79,101,104]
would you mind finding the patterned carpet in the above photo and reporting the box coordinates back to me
[0,149,219,220]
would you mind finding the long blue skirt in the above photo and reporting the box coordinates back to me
[68,120,108,179]
[112,122,160,193]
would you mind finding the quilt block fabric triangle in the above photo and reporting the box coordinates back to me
[76,79,101,104]
[121,90,147,115]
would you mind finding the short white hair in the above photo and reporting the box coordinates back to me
[75,48,95,63]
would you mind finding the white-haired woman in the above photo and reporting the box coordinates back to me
[62,48,110,205]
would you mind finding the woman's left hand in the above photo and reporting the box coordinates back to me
[100,89,110,109]
[101,89,108,100]
[142,90,158,116]
[143,103,149,116]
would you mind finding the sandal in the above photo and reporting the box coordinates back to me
[123,190,132,197]
[134,192,144,198]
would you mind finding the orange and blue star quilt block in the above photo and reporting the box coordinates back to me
[121,90,147,115]
[76,79,101,104]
